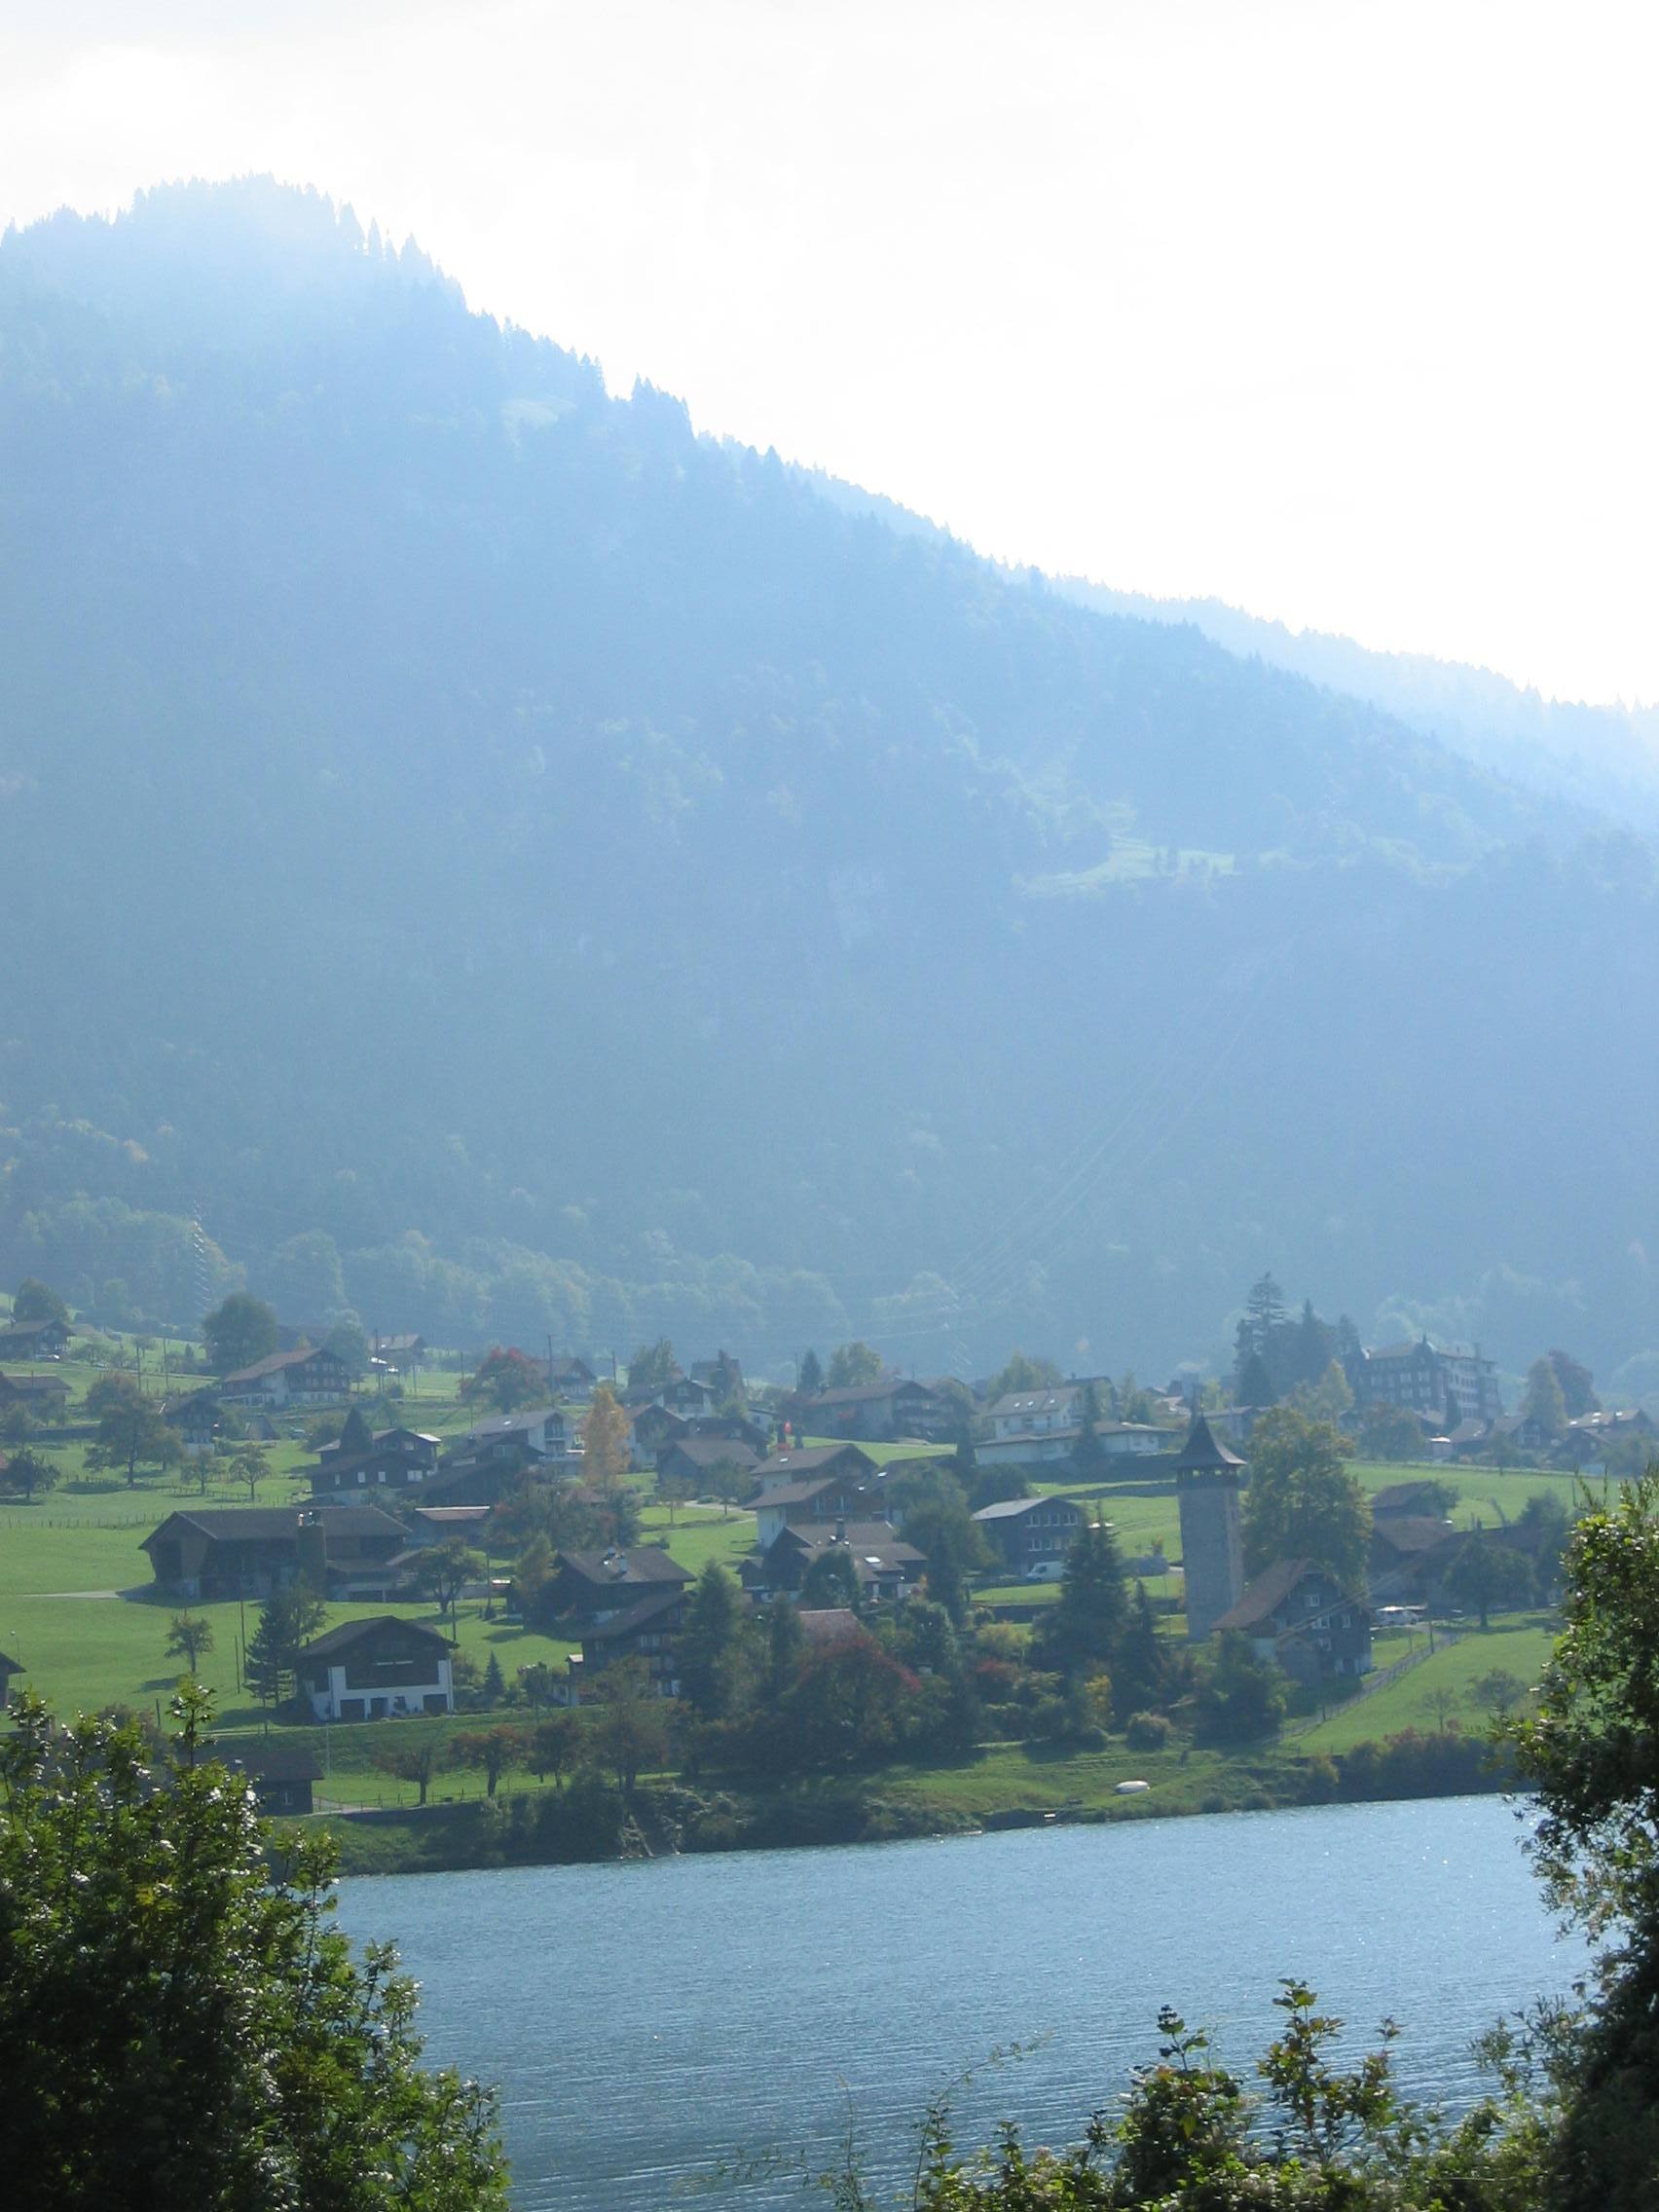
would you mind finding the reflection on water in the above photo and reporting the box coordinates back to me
[338,1794,1581,2211]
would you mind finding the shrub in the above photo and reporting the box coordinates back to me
[1124,1710,1175,1751]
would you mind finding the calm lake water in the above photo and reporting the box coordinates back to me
[338,1796,1584,2212]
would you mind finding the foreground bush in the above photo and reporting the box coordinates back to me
[0,1687,508,2211]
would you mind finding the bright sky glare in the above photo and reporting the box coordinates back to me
[3,1,1656,705]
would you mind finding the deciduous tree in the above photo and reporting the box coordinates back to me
[203,1292,278,1375]
[1242,1406,1370,1589]
[166,1612,215,1672]
[0,1690,508,2211]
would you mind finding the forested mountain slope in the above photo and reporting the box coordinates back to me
[1,179,1655,1383]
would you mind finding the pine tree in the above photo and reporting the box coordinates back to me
[481,1650,506,1706]
[244,1581,326,1707]
[1033,1520,1127,1677]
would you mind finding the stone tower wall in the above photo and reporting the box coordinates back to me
[1178,1473,1244,1641]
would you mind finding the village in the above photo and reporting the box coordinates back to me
[0,1277,1612,1850]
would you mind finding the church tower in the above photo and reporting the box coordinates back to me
[1174,1412,1246,1641]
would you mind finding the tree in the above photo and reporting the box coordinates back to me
[983,1349,1062,1401]
[1305,1357,1354,1423]
[1291,1298,1333,1390]
[13,1276,68,1325]
[1505,1473,1659,2209]
[1242,1406,1370,1590]
[655,1469,696,1525]
[414,1538,483,1632]
[166,1612,215,1672]
[1470,1666,1528,1717]
[1448,1530,1535,1630]
[84,1375,183,1488]
[1548,1346,1600,1420]
[203,1292,278,1375]
[1358,1401,1424,1460]
[797,1347,824,1397]
[677,1562,750,1719]
[766,1596,806,1696]
[703,1455,754,1519]
[375,1736,441,1806]
[1114,1581,1173,1715]
[826,1341,884,1389]
[1523,1354,1567,1438]
[243,1581,327,1707]
[897,1481,987,1626]
[529,1711,585,1788]
[324,1317,371,1379]
[451,1725,522,1798]
[481,1651,506,1705]
[0,1691,508,2212]
[3,1446,58,1503]
[1514,1490,1574,1598]
[1235,1348,1278,1409]
[799,1545,862,1612]
[230,1445,269,1504]
[1032,1519,1128,1677]
[625,1338,680,1393]
[1192,1630,1286,1744]
[589,1658,670,1793]
[581,1383,631,1493]
[519,1659,556,1714]
[461,1346,543,1414]
[513,1532,556,1618]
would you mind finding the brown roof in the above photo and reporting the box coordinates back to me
[661,1436,760,1471]
[1370,1515,1461,1558]
[753,1444,878,1485]
[559,1547,693,1590]
[585,1587,687,1641]
[1174,1413,1245,1473]
[223,1345,335,1382]
[1213,1558,1333,1633]
[299,1615,453,1661]
[142,1504,404,1547]
[796,1606,865,1646]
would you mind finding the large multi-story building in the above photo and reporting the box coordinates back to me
[1356,1336,1501,1423]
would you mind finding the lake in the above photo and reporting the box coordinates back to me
[338,1796,1583,2210]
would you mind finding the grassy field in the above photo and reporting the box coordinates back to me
[1297,1613,1557,1753]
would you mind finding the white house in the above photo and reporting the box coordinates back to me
[295,1615,454,1722]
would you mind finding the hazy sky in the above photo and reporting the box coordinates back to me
[4,1,1656,705]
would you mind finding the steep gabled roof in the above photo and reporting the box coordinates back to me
[142,1504,404,1547]
[558,1547,692,1590]
[973,1493,1082,1523]
[584,1586,687,1641]
[299,1614,453,1661]
[1213,1558,1331,1633]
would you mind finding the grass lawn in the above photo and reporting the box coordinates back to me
[639,1501,757,1575]
[1296,1611,1558,1754]
[799,1436,952,1467]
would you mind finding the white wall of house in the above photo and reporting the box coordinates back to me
[305,1655,453,1722]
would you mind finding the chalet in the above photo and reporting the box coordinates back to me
[796,1606,868,1651]
[544,1546,694,1626]
[165,1389,221,1456]
[408,1504,495,1546]
[628,1402,688,1470]
[1371,1480,1453,1520]
[220,1344,350,1409]
[548,1354,599,1400]
[740,1521,925,1604]
[689,1351,744,1401]
[0,1316,72,1360]
[976,1387,1084,1467]
[296,1615,455,1722]
[1213,1560,1373,1684]
[1368,1515,1463,1606]
[796,1378,949,1444]
[685,1410,769,1455]
[309,1425,443,1500]
[1093,1420,1173,1459]
[972,1493,1086,1573]
[446,1407,573,1469]
[656,1435,761,1493]
[0,1370,71,1415]
[1554,1410,1655,1473]
[623,1375,715,1418]
[0,1647,22,1707]
[749,1446,885,1545]
[576,1586,687,1697]
[1356,1336,1501,1423]
[141,1504,406,1602]
[234,1744,322,1816]
[371,1333,425,1371]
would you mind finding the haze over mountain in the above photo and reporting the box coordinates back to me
[3,178,1656,1389]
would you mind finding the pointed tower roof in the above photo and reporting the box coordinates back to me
[1174,1411,1245,1475]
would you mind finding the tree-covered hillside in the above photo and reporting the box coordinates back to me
[1,179,1656,1382]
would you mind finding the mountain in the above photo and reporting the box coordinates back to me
[1,177,1657,1389]
[1053,578,1659,829]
